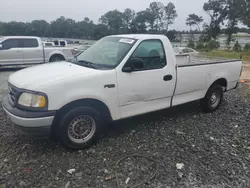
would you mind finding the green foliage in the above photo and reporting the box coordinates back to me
[93,24,109,40]
[225,0,242,48]
[99,10,124,34]
[130,11,148,33]
[202,0,249,44]
[195,40,220,51]
[203,0,228,41]
[196,42,205,49]
[225,19,237,48]
[203,50,250,62]
[0,1,179,38]
[187,39,195,49]
[146,2,164,31]
[164,2,178,31]
[239,0,250,27]
[206,40,220,50]
[166,30,177,41]
[186,14,203,31]
[233,41,242,52]
[123,8,136,32]
[244,44,250,51]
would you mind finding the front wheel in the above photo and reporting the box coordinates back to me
[58,107,102,150]
[201,84,223,113]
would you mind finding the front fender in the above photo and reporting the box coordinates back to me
[42,84,120,121]
[56,91,120,121]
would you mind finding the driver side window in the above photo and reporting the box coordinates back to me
[2,39,21,50]
[125,40,166,71]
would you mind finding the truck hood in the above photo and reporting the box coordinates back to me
[8,61,97,90]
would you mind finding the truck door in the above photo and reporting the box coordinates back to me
[0,38,23,65]
[21,38,44,64]
[116,39,176,118]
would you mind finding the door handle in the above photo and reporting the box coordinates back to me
[163,75,173,81]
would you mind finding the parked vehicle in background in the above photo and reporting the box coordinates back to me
[72,45,91,55]
[73,41,80,44]
[43,42,55,47]
[53,39,68,47]
[2,34,242,149]
[0,36,75,66]
[174,47,199,55]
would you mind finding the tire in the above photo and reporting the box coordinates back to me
[50,56,64,62]
[201,84,223,113]
[58,107,102,150]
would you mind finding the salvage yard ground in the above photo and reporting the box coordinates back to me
[0,67,250,188]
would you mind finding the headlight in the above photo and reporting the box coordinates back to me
[18,92,47,108]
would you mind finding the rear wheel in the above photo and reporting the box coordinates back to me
[50,55,64,62]
[58,107,102,150]
[201,84,223,113]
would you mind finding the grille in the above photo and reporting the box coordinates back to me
[8,83,19,105]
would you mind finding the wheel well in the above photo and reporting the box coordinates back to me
[211,78,227,90]
[51,99,112,136]
[49,54,65,62]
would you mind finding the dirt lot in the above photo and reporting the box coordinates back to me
[242,63,250,85]
[0,68,250,188]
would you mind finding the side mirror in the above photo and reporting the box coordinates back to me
[122,58,144,73]
[0,44,3,50]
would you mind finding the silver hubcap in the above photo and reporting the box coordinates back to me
[210,91,220,108]
[68,115,96,144]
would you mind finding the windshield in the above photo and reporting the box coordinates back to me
[0,38,4,43]
[76,37,136,69]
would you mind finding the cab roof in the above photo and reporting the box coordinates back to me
[108,34,168,40]
[1,36,40,39]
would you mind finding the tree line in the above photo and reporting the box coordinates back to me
[0,2,177,40]
[0,0,249,42]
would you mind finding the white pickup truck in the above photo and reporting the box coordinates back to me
[0,36,75,67]
[2,34,242,149]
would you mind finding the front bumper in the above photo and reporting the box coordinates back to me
[2,95,56,137]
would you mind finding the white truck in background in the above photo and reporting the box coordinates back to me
[2,34,242,150]
[43,42,55,47]
[0,36,75,67]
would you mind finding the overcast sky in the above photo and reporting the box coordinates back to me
[0,0,209,30]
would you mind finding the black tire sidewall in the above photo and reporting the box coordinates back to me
[201,85,223,113]
[50,56,63,62]
[59,107,101,150]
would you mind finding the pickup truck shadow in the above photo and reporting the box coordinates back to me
[103,101,201,139]
[0,67,24,72]
[4,100,202,152]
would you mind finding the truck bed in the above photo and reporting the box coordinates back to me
[176,54,241,67]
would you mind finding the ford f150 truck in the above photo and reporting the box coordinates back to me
[2,34,242,149]
[0,36,75,67]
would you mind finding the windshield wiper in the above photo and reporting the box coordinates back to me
[74,60,97,69]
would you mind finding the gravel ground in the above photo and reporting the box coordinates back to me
[0,71,13,101]
[0,71,250,187]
